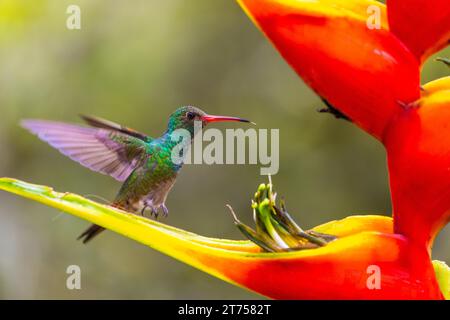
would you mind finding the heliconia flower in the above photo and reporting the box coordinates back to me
[238,0,450,252]
[237,0,421,140]
[0,178,448,299]
[234,0,450,299]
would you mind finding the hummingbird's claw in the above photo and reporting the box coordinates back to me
[162,204,169,218]
[146,205,158,219]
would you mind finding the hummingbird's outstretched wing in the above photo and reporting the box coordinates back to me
[21,118,152,182]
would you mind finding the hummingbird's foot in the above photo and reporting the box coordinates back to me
[141,200,168,220]
[162,204,169,218]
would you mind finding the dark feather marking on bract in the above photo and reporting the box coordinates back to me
[318,98,351,122]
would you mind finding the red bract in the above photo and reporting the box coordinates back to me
[238,0,421,140]
[386,77,450,249]
[387,0,450,63]
[211,217,443,299]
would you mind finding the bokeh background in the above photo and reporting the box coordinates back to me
[0,0,448,299]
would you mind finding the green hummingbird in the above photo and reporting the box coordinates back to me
[21,106,251,243]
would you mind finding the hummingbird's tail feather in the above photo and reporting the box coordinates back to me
[77,224,105,244]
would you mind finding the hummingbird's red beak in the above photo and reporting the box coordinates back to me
[201,114,253,124]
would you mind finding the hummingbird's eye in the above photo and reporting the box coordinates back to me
[186,112,196,120]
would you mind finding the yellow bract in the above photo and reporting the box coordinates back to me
[0,177,448,299]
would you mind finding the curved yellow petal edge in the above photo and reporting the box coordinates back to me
[0,177,447,299]
[238,0,388,30]
[433,260,450,299]
[420,76,450,106]
[0,177,391,252]
[422,76,450,96]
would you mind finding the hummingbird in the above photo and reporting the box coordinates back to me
[21,106,251,243]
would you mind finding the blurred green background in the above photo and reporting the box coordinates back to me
[0,0,448,299]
